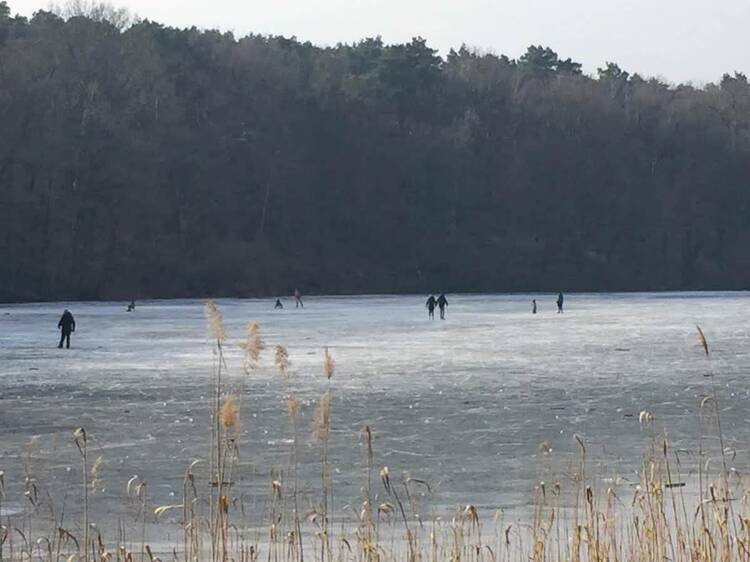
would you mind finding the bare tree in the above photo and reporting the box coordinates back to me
[50,0,135,30]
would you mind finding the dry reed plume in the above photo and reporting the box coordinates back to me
[241,321,264,371]
[220,395,239,431]
[323,347,334,380]
[286,395,300,418]
[205,301,226,342]
[90,455,104,494]
[275,345,290,376]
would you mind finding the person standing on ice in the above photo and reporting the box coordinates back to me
[532,299,537,314]
[275,299,284,309]
[294,288,303,308]
[437,293,448,319]
[556,292,564,313]
[426,295,437,319]
[57,309,76,349]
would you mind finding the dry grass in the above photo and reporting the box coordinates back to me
[286,395,300,419]
[696,325,709,357]
[220,395,239,432]
[0,304,744,562]
[241,322,265,372]
[323,347,334,380]
[275,345,290,376]
[312,391,331,444]
[205,301,226,343]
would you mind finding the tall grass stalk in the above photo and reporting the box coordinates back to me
[313,391,331,562]
[72,428,88,562]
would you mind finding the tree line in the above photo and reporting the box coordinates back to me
[1,2,749,302]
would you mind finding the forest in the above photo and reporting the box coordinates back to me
[1,1,749,302]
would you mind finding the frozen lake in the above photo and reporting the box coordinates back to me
[1,293,749,538]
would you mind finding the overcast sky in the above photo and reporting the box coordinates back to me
[8,0,750,84]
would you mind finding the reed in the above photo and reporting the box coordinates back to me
[312,390,332,562]
[323,348,334,381]
[275,346,290,378]
[242,322,265,373]
[72,428,88,562]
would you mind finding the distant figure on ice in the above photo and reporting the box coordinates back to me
[532,299,537,314]
[275,299,284,309]
[127,300,135,312]
[57,309,76,349]
[437,293,448,320]
[426,295,437,319]
[556,292,564,314]
[294,288,303,308]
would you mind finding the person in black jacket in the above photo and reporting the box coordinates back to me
[58,309,76,349]
[437,293,448,319]
[426,295,436,319]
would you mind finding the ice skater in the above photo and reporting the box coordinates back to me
[532,299,537,314]
[556,292,564,314]
[294,288,303,308]
[426,295,436,319]
[437,293,448,320]
[127,300,135,312]
[57,309,76,349]
[275,299,284,309]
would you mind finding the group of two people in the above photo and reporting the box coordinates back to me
[275,289,304,309]
[531,292,565,314]
[426,294,448,319]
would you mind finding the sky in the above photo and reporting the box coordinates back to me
[8,0,750,84]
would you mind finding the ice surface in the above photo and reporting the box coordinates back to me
[1,293,749,534]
